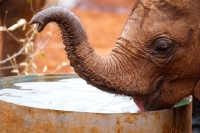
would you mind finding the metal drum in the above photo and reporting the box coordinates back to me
[0,74,192,133]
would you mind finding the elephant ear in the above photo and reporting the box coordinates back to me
[194,90,200,100]
[195,23,200,100]
[194,81,200,100]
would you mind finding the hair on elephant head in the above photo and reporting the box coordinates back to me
[30,0,200,112]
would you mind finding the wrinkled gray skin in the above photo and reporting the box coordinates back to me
[30,0,200,111]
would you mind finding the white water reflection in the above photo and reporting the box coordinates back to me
[46,0,80,9]
[58,0,80,8]
[0,78,139,113]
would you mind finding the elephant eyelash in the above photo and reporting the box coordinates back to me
[150,37,178,58]
[142,31,170,49]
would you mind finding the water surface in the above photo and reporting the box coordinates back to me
[0,78,139,113]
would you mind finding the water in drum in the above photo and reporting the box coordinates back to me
[0,78,139,113]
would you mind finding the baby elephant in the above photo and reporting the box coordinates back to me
[30,0,200,112]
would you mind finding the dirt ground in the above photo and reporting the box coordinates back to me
[34,0,136,74]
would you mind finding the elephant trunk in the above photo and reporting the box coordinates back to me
[30,6,140,97]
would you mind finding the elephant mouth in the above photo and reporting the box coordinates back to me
[132,78,165,112]
[133,93,161,112]
[133,96,145,112]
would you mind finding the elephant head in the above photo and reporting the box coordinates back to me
[30,0,200,111]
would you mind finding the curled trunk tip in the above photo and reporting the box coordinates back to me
[30,6,88,45]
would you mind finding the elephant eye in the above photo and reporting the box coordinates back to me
[152,37,175,57]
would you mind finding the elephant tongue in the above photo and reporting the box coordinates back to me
[133,96,144,112]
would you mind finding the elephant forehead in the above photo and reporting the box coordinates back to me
[121,0,199,48]
[140,0,192,6]
[137,0,192,20]
[129,1,192,27]
[142,0,200,16]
